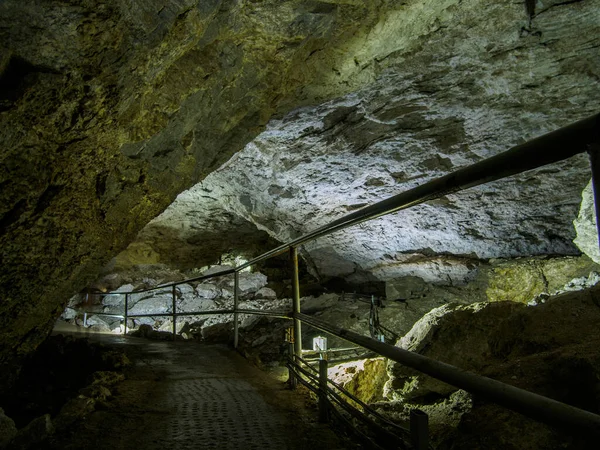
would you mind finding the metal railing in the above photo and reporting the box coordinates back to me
[81,113,600,439]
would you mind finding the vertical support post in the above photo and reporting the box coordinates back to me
[233,271,240,349]
[288,342,297,389]
[410,409,429,450]
[123,293,129,335]
[318,359,329,423]
[588,144,600,251]
[290,246,302,360]
[172,285,177,341]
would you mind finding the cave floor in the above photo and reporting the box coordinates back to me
[47,334,350,450]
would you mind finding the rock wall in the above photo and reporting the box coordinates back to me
[1,0,599,381]
[381,285,600,449]
[0,0,410,368]
[118,0,600,284]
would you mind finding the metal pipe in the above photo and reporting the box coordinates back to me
[124,293,129,335]
[233,272,239,348]
[410,409,429,450]
[290,247,302,359]
[319,359,329,423]
[288,345,297,389]
[235,309,292,319]
[295,312,600,435]
[588,144,600,251]
[127,309,235,318]
[172,285,177,341]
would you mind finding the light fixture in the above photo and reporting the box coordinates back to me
[313,336,327,352]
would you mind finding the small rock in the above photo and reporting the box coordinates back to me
[90,371,125,386]
[251,335,268,347]
[54,396,96,431]
[255,287,277,299]
[85,315,111,332]
[201,322,232,343]
[176,283,195,298]
[79,385,111,401]
[195,283,220,299]
[60,307,77,320]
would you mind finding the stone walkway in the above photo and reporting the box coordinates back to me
[48,335,349,450]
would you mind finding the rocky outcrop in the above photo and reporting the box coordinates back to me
[116,0,600,284]
[380,285,600,449]
[385,302,523,401]
[574,179,600,263]
[0,0,402,369]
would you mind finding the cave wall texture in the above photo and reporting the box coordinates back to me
[1,0,599,369]
[117,0,600,284]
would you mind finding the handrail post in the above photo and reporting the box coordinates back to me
[410,409,429,450]
[233,271,239,348]
[290,246,302,360]
[318,359,329,423]
[172,285,177,341]
[588,144,600,251]
[124,293,129,335]
[288,342,297,389]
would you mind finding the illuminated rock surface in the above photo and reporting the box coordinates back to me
[119,0,600,283]
[1,0,599,387]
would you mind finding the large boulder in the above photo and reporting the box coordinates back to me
[101,284,134,306]
[178,297,216,313]
[127,295,172,316]
[328,358,388,404]
[385,302,523,401]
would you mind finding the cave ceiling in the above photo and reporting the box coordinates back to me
[117,0,600,284]
[0,0,599,363]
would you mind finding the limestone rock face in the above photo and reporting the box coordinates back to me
[574,179,600,263]
[1,0,599,372]
[0,0,397,366]
[120,0,600,284]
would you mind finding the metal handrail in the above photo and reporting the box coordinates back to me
[81,113,600,437]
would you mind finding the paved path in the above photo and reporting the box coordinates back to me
[49,336,349,450]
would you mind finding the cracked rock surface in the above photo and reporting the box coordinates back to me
[0,0,408,367]
[121,0,600,283]
[1,0,599,373]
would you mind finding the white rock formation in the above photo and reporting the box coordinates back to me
[574,179,600,263]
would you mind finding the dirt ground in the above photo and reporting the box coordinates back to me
[45,333,354,449]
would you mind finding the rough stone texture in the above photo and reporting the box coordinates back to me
[574,179,600,263]
[385,301,523,401]
[254,287,277,300]
[85,315,111,333]
[119,0,600,285]
[0,0,400,367]
[10,414,54,450]
[328,358,388,404]
[0,407,17,448]
[446,286,600,450]
[128,295,172,316]
[485,255,600,303]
